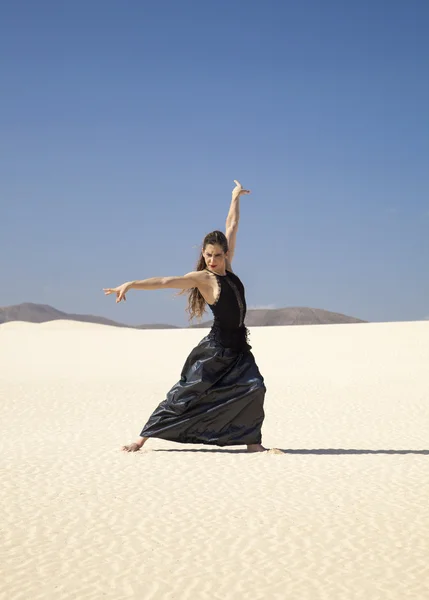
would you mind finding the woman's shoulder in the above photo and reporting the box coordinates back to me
[225,261,243,283]
[226,268,240,280]
[226,269,245,288]
[192,269,221,289]
[188,269,211,280]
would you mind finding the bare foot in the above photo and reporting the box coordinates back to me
[247,444,268,453]
[121,436,148,452]
[121,442,142,452]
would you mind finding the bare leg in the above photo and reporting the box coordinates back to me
[122,436,149,452]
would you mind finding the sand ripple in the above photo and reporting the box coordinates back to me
[1,322,429,599]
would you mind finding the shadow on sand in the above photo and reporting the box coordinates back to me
[151,448,429,455]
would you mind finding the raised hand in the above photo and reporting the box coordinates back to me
[232,180,251,198]
[103,282,131,303]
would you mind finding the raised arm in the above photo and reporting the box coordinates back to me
[104,272,202,303]
[225,180,250,265]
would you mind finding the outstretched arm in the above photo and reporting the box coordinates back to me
[104,272,200,303]
[225,180,250,265]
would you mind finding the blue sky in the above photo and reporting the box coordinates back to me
[1,0,428,326]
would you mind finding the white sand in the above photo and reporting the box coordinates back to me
[1,320,428,599]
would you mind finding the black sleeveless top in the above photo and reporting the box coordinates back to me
[206,269,251,352]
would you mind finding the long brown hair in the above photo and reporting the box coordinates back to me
[182,230,228,322]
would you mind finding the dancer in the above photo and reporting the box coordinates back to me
[104,181,267,453]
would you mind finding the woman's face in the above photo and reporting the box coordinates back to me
[203,243,228,273]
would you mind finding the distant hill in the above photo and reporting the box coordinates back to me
[192,307,366,327]
[0,303,178,329]
[0,302,366,328]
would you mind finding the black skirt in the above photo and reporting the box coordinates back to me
[140,334,265,446]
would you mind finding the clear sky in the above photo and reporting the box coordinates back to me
[1,0,428,326]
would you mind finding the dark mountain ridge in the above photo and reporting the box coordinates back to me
[0,302,367,328]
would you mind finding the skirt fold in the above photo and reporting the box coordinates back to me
[140,335,265,446]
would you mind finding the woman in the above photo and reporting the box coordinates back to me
[104,181,267,453]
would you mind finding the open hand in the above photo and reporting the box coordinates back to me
[103,282,131,303]
[232,180,251,198]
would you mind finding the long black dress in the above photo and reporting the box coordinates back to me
[139,269,265,446]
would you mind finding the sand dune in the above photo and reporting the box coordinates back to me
[1,321,428,599]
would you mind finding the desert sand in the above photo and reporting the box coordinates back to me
[1,320,428,599]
